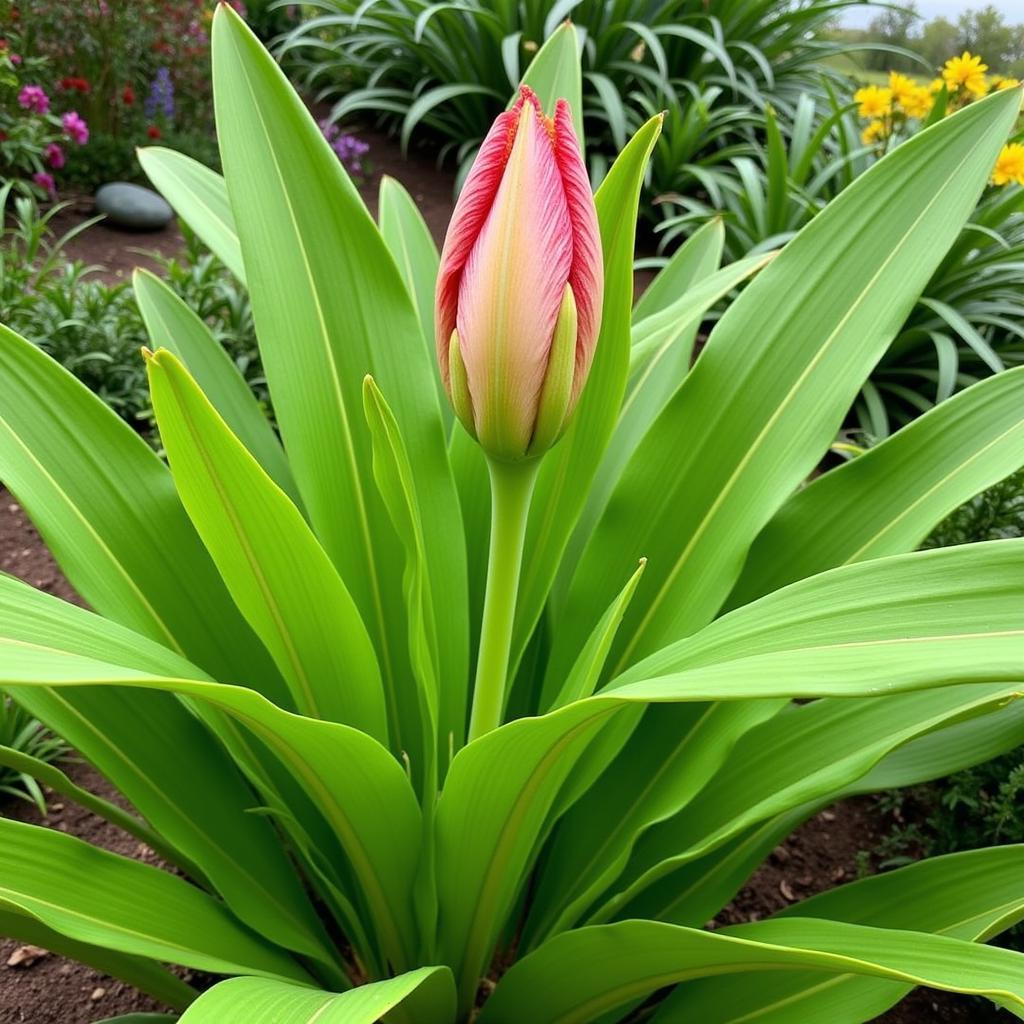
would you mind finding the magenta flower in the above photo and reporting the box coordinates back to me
[17,85,49,115]
[435,86,602,460]
[32,171,55,195]
[44,142,66,169]
[61,111,89,146]
[10,53,21,65]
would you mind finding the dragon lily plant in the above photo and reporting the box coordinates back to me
[4,9,1024,1023]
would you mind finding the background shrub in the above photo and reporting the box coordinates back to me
[0,190,263,433]
[281,0,868,218]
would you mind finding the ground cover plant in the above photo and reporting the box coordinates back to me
[4,9,1024,1022]
[0,185,262,432]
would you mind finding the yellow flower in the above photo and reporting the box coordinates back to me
[888,70,917,107]
[996,77,1021,91]
[943,51,989,97]
[992,143,1024,187]
[930,77,945,93]
[855,85,893,119]
[861,120,886,145]
[901,85,933,119]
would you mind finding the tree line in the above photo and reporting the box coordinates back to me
[839,3,1024,77]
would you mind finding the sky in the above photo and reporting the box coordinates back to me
[841,1,1023,29]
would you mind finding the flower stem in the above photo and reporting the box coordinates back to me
[467,456,539,742]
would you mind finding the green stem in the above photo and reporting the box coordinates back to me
[467,456,539,742]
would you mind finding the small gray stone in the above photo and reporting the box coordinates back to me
[95,181,174,231]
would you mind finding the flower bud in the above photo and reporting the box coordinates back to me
[435,86,602,461]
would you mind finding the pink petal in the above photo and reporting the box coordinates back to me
[456,92,573,456]
[553,99,603,407]
[435,100,523,385]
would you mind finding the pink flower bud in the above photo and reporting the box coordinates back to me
[435,86,602,460]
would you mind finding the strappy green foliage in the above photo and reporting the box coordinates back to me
[1,10,1023,1022]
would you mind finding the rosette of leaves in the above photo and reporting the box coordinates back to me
[3,11,1024,1023]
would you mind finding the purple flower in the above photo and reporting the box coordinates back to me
[144,67,175,121]
[17,85,49,115]
[32,171,55,195]
[44,142,65,168]
[319,120,370,175]
[62,111,89,145]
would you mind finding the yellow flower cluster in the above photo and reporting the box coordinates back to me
[855,71,935,147]
[853,53,1023,185]
[943,51,990,97]
[993,144,1024,187]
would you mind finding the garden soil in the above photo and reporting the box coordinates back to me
[0,123,1012,1023]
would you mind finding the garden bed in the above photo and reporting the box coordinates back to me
[0,489,1011,1023]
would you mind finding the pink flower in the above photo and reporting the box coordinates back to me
[17,85,49,115]
[61,111,89,145]
[32,171,55,195]
[10,54,21,65]
[435,86,602,459]
[44,142,65,169]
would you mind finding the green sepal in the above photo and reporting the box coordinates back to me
[529,284,579,458]
[448,329,477,441]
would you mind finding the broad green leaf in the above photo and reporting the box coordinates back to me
[133,269,297,503]
[0,819,308,983]
[376,176,445,421]
[137,147,243,282]
[730,364,1024,607]
[362,376,442,954]
[528,699,783,946]
[631,217,724,323]
[0,575,422,973]
[550,86,1022,682]
[641,699,1024,930]
[510,114,663,672]
[612,540,1024,699]
[480,918,1024,1023]
[547,559,646,710]
[0,327,314,883]
[147,349,387,740]
[3,674,330,963]
[633,806,811,930]
[0,740,192,879]
[857,696,1024,794]
[556,251,774,603]
[656,846,1024,1023]
[436,698,620,1015]
[518,21,583,141]
[212,7,468,756]
[627,254,775,381]
[0,325,323,956]
[437,540,1024,1001]
[0,323,287,702]
[177,968,455,1024]
[0,902,195,1011]
[362,376,440,770]
[610,682,1021,925]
